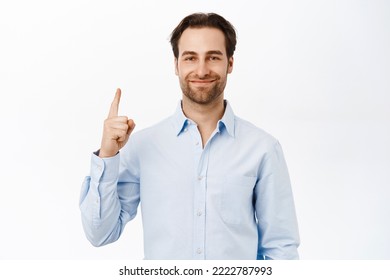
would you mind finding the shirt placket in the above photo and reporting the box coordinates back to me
[187,123,210,259]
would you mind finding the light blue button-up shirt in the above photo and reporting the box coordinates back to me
[80,101,300,260]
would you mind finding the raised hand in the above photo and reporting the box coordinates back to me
[99,88,135,158]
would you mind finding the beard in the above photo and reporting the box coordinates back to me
[179,72,227,105]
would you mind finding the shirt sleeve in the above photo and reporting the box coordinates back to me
[79,142,140,247]
[254,140,300,260]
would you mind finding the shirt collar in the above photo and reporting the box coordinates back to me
[173,100,235,138]
[218,100,235,137]
[173,101,190,136]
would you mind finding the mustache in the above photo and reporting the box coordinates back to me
[185,74,221,81]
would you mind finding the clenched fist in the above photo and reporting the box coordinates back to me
[99,88,135,158]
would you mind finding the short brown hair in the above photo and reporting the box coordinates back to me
[170,13,237,59]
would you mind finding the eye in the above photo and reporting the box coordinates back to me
[184,56,196,61]
[209,56,221,61]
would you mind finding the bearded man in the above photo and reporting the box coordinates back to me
[80,12,300,260]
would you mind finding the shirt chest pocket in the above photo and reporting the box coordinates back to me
[220,175,257,225]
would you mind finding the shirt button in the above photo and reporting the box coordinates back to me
[197,176,203,180]
[97,165,102,171]
[184,128,188,132]
[196,248,202,254]
[195,142,199,146]
[197,210,202,216]
[95,199,99,204]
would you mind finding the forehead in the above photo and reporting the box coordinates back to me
[178,27,226,55]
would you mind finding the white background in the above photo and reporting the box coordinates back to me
[0,0,389,260]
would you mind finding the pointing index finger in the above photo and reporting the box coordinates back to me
[108,88,121,118]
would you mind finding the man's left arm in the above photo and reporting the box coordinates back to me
[254,140,300,260]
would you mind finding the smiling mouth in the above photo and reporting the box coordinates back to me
[189,80,216,84]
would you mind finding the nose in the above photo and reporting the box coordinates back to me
[195,60,210,78]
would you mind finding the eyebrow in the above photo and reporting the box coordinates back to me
[181,50,224,56]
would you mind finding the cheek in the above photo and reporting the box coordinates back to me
[176,70,188,82]
[177,65,192,78]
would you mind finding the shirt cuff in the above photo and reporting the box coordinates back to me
[90,150,120,183]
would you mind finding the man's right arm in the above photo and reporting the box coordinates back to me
[79,88,139,246]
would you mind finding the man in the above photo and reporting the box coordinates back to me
[80,13,300,260]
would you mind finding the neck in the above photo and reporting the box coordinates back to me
[181,95,225,146]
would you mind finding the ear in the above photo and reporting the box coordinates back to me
[174,57,178,76]
[227,56,234,74]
